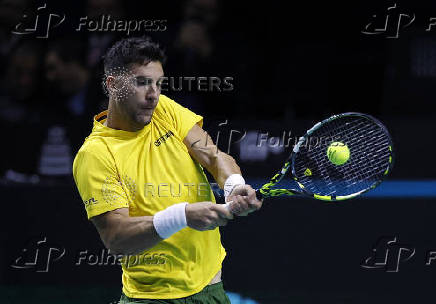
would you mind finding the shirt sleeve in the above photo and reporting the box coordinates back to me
[159,95,203,140]
[73,148,129,220]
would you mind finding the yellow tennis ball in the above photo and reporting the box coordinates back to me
[327,142,350,165]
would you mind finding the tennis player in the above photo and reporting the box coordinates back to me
[72,37,262,303]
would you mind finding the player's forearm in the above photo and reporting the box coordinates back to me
[188,139,240,187]
[192,147,241,188]
[184,126,242,188]
[213,151,242,188]
[106,215,162,255]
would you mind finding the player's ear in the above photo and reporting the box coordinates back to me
[106,75,117,95]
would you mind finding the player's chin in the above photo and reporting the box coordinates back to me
[135,112,153,125]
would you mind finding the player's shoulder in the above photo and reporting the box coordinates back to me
[72,140,116,181]
[73,137,111,168]
[77,139,105,156]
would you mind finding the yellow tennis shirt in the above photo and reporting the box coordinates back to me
[72,94,226,299]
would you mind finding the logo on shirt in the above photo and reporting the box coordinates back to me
[154,130,174,146]
[83,197,98,206]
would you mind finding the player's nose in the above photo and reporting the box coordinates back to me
[145,85,159,99]
[144,96,158,107]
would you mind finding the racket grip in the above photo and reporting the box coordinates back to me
[255,189,263,201]
[224,189,263,212]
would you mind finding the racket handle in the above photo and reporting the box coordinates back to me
[211,182,264,205]
[255,189,263,201]
[223,189,264,212]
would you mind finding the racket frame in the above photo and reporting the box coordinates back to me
[256,112,394,202]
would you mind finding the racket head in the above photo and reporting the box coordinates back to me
[290,112,394,201]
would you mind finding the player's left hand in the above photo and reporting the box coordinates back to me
[226,184,263,216]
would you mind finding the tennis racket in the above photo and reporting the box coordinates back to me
[219,112,394,209]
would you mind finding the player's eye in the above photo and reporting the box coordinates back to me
[136,77,153,86]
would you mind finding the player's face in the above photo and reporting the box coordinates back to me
[117,61,164,128]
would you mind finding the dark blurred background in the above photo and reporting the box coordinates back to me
[0,0,435,303]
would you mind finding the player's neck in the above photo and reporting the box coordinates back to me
[106,99,142,132]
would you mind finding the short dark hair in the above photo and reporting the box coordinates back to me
[103,37,166,73]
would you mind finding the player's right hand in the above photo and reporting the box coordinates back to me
[185,202,233,231]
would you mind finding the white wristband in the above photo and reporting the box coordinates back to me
[153,202,188,239]
[224,174,245,197]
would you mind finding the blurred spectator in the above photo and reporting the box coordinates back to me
[0,40,45,178]
[164,0,255,118]
[165,0,219,115]
[0,37,104,182]
[172,0,219,71]
[0,40,43,124]
[38,37,102,178]
[85,0,125,68]
[44,38,90,113]
[0,0,30,71]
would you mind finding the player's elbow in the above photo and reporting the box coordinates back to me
[100,232,121,255]
[104,239,127,256]
[105,232,153,256]
[105,240,122,255]
[104,234,136,256]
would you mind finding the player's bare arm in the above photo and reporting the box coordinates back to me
[91,208,160,255]
[91,203,233,255]
[184,124,262,215]
[183,124,240,188]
